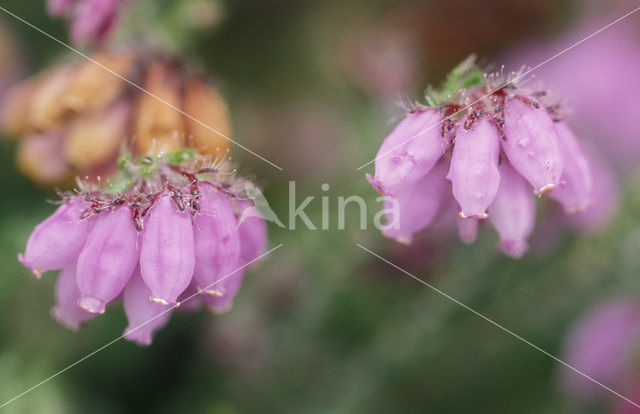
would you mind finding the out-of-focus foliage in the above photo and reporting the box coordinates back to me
[1,0,640,413]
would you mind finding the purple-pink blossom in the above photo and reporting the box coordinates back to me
[368,62,594,258]
[18,155,267,345]
[560,298,640,408]
[48,0,122,46]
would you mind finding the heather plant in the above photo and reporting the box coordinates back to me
[367,57,595,257]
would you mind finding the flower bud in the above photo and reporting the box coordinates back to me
[140,195,195,305]
[502,97,564,194]
[123,268,172,346]
[369,108,448,196]
[17,131,74,186]
[183,76,232,157]
[62,51,134,115]
[134,62,186,155]
[29,66,75,131]
[447,117,501,218]
[1,78,40,136]
[193,184,241,296]
[488,161,535,258]
[18,197,93,278]
[76,206,139,313]
[64,99,130,170]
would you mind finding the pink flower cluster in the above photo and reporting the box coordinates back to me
[18,158,267,345]
[368,73,593,257]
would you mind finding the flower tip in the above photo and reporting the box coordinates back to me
[396,237,412,245]
[459,211,488,219]
[149,297,177,307]
[207,301,233,314]
[124,327,153,346]
[382,229,412,245]
[78,296,106,314]
[51,307,81,331]
[498,240,527,259]
[203,289,224,297]
[563,200,591,215]
[535,183,555,196]
[460,233,476,244]
[566,206,584,214]
[17,253,42,279]
[366,174,388,195]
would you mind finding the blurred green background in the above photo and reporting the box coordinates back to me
[1,0,640,412]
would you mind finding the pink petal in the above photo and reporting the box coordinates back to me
[76,206,139,313]
[176,281,202,313]
[502,97,564,195]
[70,0,119,45]
[123,268,172,346]
[447,117,501,218]
[201,268,244,314]
[140,195,195,306]
[566,148,619,232]
[193,184,241,296]
[236,200,268,265]
[382,160,448,244]
[548,122,593,213]
[19,197,93,278]
[457,217,479,244]
[52,264,96,330]
[488,161,535,258]
[47,0,79,16]
[370,108,449,196]
[560,298,640,403]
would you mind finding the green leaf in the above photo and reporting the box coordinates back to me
[163,148,197,166]
[427,55,485,106]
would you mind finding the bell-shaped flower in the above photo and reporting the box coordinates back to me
[502,97,564,194]
[447,117,501,218]
[560,298,640,404]
[202,267,244,314]
[123,268,172,346]
[236,200,268,264]
[549,122,593,213]
[73,0,118,44]
[368,108,448,196]
[488,161,535,258]
[457,217,479,244]
[76,206,139,313]
[193,184,241,296]
[19,198,93,278]
[383,160,448,244]
[52,264,96,330]
[140,194,195,306]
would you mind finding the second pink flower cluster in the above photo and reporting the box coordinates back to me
[368,90,592,258]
